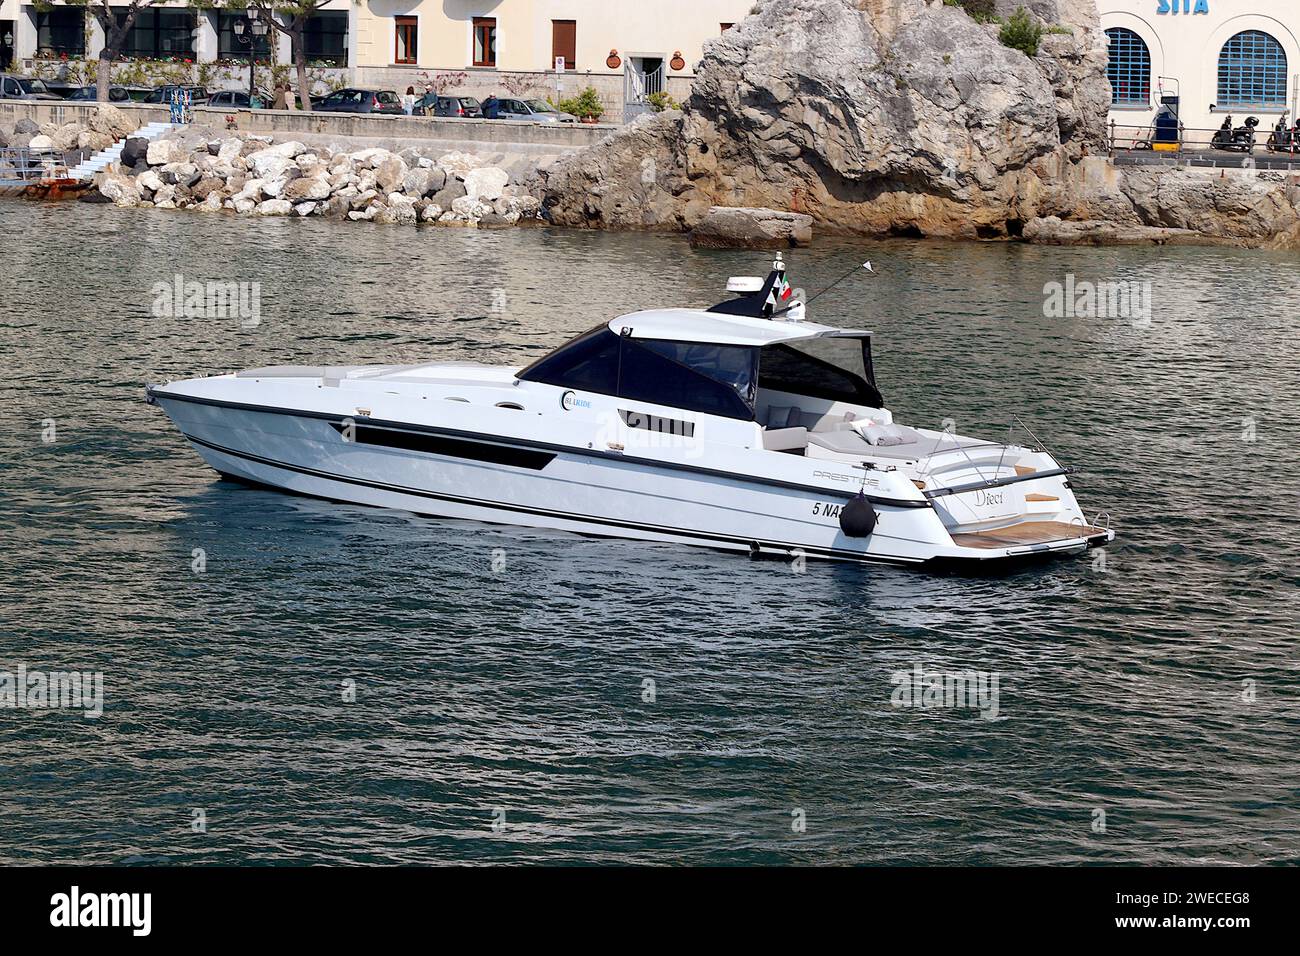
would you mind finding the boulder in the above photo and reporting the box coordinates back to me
[294,202,317,217]
[77,130,115,153]
[374,155,408,193]
[463,166,509,202]
[88,105,134,140]
[120,137,150,168]
[99,170,142,206]
[137,170,164,194]
[146,138,183,166]
[450,196,492,220]
[439,150,485,179]
[689,206,814,249]
[431,179,467,209]
[13,118,39,138]
[52,123,83,151]
[27,135,54,150]
[254,199,293,216]
[348,206,380,222]
[419,202,443,222]
[190,176,225,202]
[387,192,418,224]
[284,175,331,202]
[402,166,444,198]
[245,149,295,180]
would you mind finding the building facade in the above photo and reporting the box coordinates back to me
[2,2,353,81]
[351,0,754,120]
[1099,0,1300,137]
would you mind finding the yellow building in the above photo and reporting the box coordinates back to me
[353,0,755,120]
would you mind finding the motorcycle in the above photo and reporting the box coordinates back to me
[1211,115,1259,153]
[1266,112,1299,153]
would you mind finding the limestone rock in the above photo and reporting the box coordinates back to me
[463,166,509,202]
[374,156,408,193]
[88,105,134,140]
[689,206,814,248]
[439,151,486,180]
[542,0,1110,239]
[254,199,293,216]
[99,170,141,206]
[431,179,467,209]
[146,139,183,166]
[27,134,54,150]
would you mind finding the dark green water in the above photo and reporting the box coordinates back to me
[1,201,1297,864]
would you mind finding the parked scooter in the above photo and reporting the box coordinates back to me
[1266,112,1299,153]
[1211,115,1259,153]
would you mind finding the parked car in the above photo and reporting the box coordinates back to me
[433,95,483,118]
[143,85,209,105]
[313,87,404,115]
[207,89,268,109]
[66,85,131,103]
[493,97,576,123]
[0,74,62,101]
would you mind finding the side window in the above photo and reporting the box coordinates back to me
[638,340,757,406]
[2,79,17,96]
[517,326,621,395]
[618,338,753,420]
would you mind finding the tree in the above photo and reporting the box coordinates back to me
[246,0,327,111]
[60,0,176,103]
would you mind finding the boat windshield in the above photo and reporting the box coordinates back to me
[517,326,758,420]
[757,336,883,409]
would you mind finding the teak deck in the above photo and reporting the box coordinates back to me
[951,521,1106,550]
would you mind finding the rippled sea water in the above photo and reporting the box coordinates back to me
[1,201,1297,864]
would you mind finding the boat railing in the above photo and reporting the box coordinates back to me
[0,147,71,185]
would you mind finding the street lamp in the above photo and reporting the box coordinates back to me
[232,8,270,106]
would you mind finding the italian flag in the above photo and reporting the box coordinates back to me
[769,274,792,307]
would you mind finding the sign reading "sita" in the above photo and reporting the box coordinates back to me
[1157,0,1209,14]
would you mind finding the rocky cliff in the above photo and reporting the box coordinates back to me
[541,0,1300,248]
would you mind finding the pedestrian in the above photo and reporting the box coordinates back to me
[402,86,416,115]
[272,83,287,111]
[284,87,296,111]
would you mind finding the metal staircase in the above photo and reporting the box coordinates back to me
[67,121,178,182]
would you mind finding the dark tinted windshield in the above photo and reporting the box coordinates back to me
[518,328,757,420]
[758,338,883,408]
[18,78,51,95]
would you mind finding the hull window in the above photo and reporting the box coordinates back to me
[330,423,555,470]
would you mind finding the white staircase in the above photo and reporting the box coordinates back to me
[68,121,178,182]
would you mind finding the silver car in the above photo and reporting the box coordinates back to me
[0,74,62,101]
[494,98,576,123]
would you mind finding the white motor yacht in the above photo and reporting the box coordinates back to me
[147,256,1114,567]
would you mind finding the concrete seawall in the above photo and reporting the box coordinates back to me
[0,101,615,150]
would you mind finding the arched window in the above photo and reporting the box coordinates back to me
[1106,28,1151,105]
[1217,30,1288,108]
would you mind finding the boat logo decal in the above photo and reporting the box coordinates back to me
[814,470,879,488]
[560,390,592,411]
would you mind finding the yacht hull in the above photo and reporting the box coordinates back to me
[151,392,1111,567]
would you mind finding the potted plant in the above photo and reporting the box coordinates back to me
[560,86,604,124]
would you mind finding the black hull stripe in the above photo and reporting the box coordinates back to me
[147,387,930,509]
[184,434,923,565]
[329,422,556,470]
